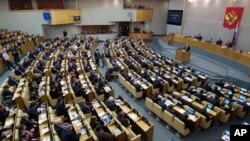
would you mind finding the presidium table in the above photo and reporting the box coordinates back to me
[163,34,250,76]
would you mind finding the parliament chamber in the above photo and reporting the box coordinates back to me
[1,0,250,141]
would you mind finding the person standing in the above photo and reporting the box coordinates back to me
[94,49,101,67]
[12,46,20,64]
[63,30,67,37]
[2,50,15,70]
[101,52,105,67]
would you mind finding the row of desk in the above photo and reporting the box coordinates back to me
[163,34,250,68]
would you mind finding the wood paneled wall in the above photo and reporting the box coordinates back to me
[136,9,153,22]
[50,9,81,25]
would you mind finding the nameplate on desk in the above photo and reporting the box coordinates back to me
[230,125,250,141]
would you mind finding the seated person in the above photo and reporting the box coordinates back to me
[7,76,19,86]
[55,97,69,118]
[225,41,233,48]
[79,100,93,114]
[19,124,38,141]
[20,113,38,134]
[117,111,130,127]
[0,125,12,140]
[90,116,102,129]
[216,38,223,46]
[104,96,117,111]
[2,85,13,101]
[60,123,80,141]
[179,113,195,132]
[105,68,115,82]
[0,104,10,124]
[182,45,190,51]
[26,102,39,121]
[94,125,116,141]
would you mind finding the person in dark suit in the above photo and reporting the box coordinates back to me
[117,111,130,127]
[26,102,39,121]
[79,101,93,114]
[94,125,116,141]
[202,82,212,91]
[2,85,13,101]
[7,76,19,86]
[199,108,212,122]
[61,123,80,141]
[90,116,102,129]
[104,96,117,111]
[0,104,10,124]
[179,114,195,132]
[55,97,69,118]
[215,80,225,87]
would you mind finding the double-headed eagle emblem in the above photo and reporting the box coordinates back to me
[225,10,238,25]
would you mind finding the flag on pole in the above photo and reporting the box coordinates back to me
[231,22,239,46]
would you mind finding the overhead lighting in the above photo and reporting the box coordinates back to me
[188,0,195,3]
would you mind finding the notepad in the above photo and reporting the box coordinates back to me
[98,112,105,117]
[80,128,87,135]
[4,120,14,127]
[42,136,51,141]
[114,128,121,136]
[41,127,49,135]
[178,109,185,114]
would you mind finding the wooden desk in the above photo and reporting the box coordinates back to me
[165,34,250,69]
[175,49,191,62]
[129,32,153,40]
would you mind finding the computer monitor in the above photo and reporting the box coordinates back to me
[217,86,222,91]
[224,130,230,136]
[101,114,111,124]
[239,95,246,100]
[227,90,232,95]
[241,88,247,93]
[224,99,230,105]
[43,12,51,21]
[207,103,213,109]
[74,16,81,21]
[187,108,194,115]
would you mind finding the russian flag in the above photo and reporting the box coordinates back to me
[231,22,239,46]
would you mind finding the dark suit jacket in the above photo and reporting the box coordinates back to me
[61,129,80,141]
[94,129,116,141]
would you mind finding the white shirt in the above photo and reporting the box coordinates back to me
[2,52,10,61]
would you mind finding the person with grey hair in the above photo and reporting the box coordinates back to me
[60,123,80,141]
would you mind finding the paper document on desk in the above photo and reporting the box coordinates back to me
[4,120,14,127]
[98,112,106,117]
[178,109,186,114]
[164,100,173,107]
[69,112,78,120]
[188,114,197,121]
[104,86,111,92]
[129,113,139,121]
[221,135,230,141]
[42,137,51,141]
[80,128,87,135]
[114,128,121,136]
[41,127,49,135]
[39,117,47,124]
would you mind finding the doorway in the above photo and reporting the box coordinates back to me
[118,22,130,37]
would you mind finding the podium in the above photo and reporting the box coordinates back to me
[175,49,191,62]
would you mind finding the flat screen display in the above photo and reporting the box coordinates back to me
[43,12,51,21]
[74,16,81,21]
[167,10,183,26]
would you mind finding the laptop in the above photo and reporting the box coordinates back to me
[224,99,230,105]
[239,95,246,100]
[227,90,232,95]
